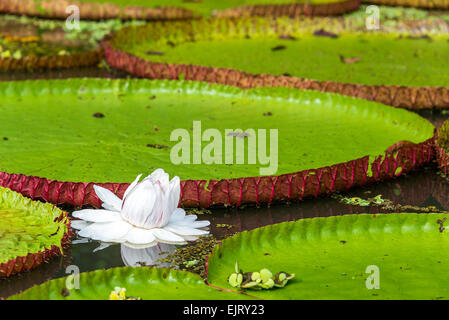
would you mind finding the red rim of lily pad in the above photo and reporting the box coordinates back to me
[214,0,360,18]
[0,0,197,21]
[0,136,434,209]
[102,23,449,110]
[362,0,449,9]
[435,143,449,175]
[0,0,360,20]
[0,48,102,72]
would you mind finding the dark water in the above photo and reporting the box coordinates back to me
[0,65,448,299]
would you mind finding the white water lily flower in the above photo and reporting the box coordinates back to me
[71,169,210,247]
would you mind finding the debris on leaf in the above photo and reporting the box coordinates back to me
[279,34,296,40]
[271,45,286,51]
[146,143,168,149]
[274,272,295,288]
[109,287,141,300]
[437,218,448,233]
[227,131,250,139]
[313,29,338,38]
[228,262,295,290]
[92,112,105,118]
[146,51,164,55]
[339,54,361,64]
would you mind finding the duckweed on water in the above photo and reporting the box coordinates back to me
[187,208,213,215]
[157,235,219,278]
[335,194,443,213]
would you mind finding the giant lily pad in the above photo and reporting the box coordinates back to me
[206,213,449,299]
[0,0,359,20]
[363,0,449,9]
[0,36,101,71]
[0,186,70,278]
[8,267,251,300]
[0,79,434,208]
[104,17,449,109]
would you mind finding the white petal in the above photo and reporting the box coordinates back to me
[164,224,209,236]
[152,228,186,243]
[123,174,142,202]
[184,214,198,222]
[121,180,158,228]
[182,235,200,241]
[124,227,156,245]
[145,169,168,185]
[93,242,112,252]
[78,220,133,242]
[169,208,186,222]
[188,220,211,228]
[71,238,90,244]
[163,176,180,221]
[72,209,121,223]
[70,220,90,230]
[170,216,210,228]
[93,185,122,212]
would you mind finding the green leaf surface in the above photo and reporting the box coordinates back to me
[207,213,449,299]
[9,267,251,300]
[0,187,67,264]
[75,0,345,16]
[113,19,449,87]
[0,79,433,183]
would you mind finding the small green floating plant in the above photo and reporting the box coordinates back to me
[228,262,295,290]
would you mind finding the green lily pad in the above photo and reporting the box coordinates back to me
[0,0,358,20]
[0,36,101,71]
[363,0,449,9]
[8,267,251,300]
[0,79,433,184]
[0,186,69,277]
[207,213,449,299]
[78,0,350,14]
[109,19,449,88]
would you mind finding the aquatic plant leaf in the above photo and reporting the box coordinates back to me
[435,119,449,176]
[207,213,449,299]
[0,0,359,20]
[8,267,250,300]
[105,17,449,108]
[0,186,70,278]
[364,0,449,9]
[0,37,101,71]
[0,79,433,208]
